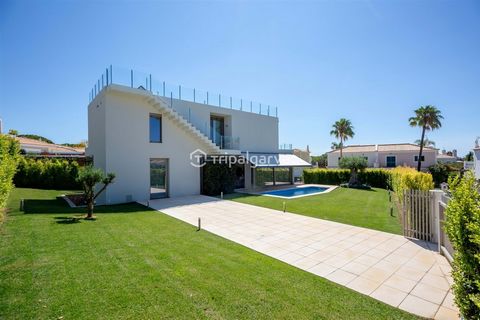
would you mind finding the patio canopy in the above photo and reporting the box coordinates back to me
[243,152,312,168]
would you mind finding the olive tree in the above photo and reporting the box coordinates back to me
[76,167,115,219]
[339,156,368,186]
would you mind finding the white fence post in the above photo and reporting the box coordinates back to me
[430,189,443,251]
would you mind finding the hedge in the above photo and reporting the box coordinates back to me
[14,158,82,190]
[303,168,390,188]
[201,163,236,196]
[445,172,480,318]
[389,166,434,197]
[0,135,20,220]
[303,167,434,192]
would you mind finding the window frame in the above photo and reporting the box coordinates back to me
[385,155,396,168]
[149,113,162,143]
[414,155,425,162]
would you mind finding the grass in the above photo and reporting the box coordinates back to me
[224,187,402,234]
[0,188,418,319]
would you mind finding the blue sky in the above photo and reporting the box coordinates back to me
[1,0,479,156]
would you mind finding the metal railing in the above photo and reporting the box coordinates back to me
[211,135,240,150]
[89,65,278,118]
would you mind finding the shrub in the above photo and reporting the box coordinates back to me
[202,163,236,196]
[14,158,82,190]
[0,135,20,219]
[389,166,434,198]
[428,163,450,187]
[358,169,392,189]
[444,172,480,318]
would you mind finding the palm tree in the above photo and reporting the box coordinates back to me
[409,106,443,171]
[331,142,343,150]
[330,118,354,158]
[414,138,435,148]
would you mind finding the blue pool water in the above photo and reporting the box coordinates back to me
[261,186,328,198]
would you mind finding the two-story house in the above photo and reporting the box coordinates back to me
[87,68,310,205]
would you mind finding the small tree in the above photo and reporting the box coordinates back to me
[76,167,115,219]
[339,156,367,186]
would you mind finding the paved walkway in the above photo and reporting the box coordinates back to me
[148,196,459,319]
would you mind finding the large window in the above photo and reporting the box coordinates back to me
[386,156,396,168]
[149,114,162,143]
[414,155,425,162]
[150,159,168,198]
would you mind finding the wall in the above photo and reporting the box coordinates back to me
[474,149,480,179]
[88,88,210,204]
[327,150,437,169]
[163,97,279,153]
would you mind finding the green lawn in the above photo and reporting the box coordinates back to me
[225,187,402,234]
[0,188,417,319]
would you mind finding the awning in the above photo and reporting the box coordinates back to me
[243,152,312,167]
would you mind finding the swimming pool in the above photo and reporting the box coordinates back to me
[261,186,330,198]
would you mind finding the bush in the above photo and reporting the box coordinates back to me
[0,135,20,218]
[428,163,450,187]
[444,172,480,318]
[358,169,392,189]
[389,166,434,197]
[14,158,82,190]
[202,163,236,196]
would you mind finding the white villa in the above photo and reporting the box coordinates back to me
[87,68,310,205]
[327,143,437,169]
[474,139,480,180]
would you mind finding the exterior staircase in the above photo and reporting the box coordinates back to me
[144,94,222,155]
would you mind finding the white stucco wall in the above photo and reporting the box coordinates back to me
[86,85,280,204]
[166,98,279,153]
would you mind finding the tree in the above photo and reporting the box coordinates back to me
[339,156,367,186]
[465,151,474,162]
[311,153,327,168]
[8,129,18,136]
[409,106,443,171]
[414,138,435,148]
[331,142,343,150]
[330,119,354,158]
[76,167,115,219]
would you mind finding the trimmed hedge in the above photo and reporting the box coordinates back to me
[303,169,390,188]
[445,172,480,318]
[0,135,20,219]
[303,167,433,192]
[14,158,82,190]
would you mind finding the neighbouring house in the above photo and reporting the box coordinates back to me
[16,136,85,157]
[87,68,310,205]
[292,146,312,181]
[437,149,459,164]
[327,143,438,170]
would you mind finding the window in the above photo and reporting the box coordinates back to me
[386,156,396,168]
[149,114,162,143]
[414,155,425,162]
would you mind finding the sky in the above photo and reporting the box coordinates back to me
[1,0,479,156]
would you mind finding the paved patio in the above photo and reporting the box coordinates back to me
[148,195,459,319]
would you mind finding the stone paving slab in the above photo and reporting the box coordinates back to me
[147,195,459,319]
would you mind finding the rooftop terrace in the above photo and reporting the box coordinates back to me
[89,65,278,118]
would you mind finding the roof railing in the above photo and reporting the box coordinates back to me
[89,65,278,118]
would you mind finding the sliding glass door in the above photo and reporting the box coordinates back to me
[150,159,168,198]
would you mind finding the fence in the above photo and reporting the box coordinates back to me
[398,189,454,263]
[401,190,434,241]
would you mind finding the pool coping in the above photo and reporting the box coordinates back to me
[254,184,338,199]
